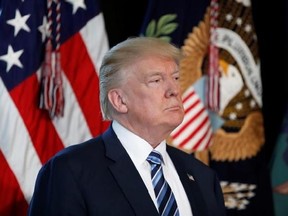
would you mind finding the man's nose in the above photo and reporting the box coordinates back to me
[165,80,180,97]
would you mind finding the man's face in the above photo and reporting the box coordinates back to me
[121,56,184,135]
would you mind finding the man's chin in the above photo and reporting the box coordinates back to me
[169,118,184,129]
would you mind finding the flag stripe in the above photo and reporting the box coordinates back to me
[49,69,93,147]
[196,127,213,151]
[171,94,202,135]
[0,2,109,214]
[176,110,210,144]
[79,13,110,133]
[10,75,65,164]
[171,106,205,139]
[189,122,212,151]
[182,89,196,103]
[184,97,201,115]
[0,152,28,216]
[80,13,109,75]
[170,86,213,151]
[61,32,108,137]
[178,115,210,147]
[0,77,42,203]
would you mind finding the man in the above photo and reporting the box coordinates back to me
[28,37,226,216]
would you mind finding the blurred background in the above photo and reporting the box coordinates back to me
[0,0,287,215]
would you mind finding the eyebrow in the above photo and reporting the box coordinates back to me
[148,69,179,76]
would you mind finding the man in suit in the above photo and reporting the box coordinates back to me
[28,37,226,216]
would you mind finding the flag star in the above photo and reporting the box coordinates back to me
[229,112,237,120]
[244,24,252,33]
[65,0,86,14]
[38,16,50,42]
[0,45,24,72]
[225,13,233,22]
[236,0,251,7]
[244,89,250,97]
[253,34,257,41]
[236,17,243,26]
[7,9,31,37]
[250,99,256,108]
[235,102,243,110]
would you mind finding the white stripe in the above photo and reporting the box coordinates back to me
[36,67,93,147]
[213,76,219,108]
[52,71,93,146]
[183,101,203,121]
[171,102,204,136]
[177,126,210,150]
[186,121,211,150]
[0,10,108,208]
[183,123,212,151]
[183,93,199,110]
[181,85,196,99]
[172,111,209,145]
[0,78,42,203]
[54,14,109,145]
[209,77,214,106]
[80,13,109,75]
[195,127,213,151]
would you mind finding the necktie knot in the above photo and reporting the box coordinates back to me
[146,150,162,165]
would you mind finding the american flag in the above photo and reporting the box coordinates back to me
[0,0,110,215]
[170,85,213,152]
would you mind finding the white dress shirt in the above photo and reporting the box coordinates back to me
[112,121,193,216]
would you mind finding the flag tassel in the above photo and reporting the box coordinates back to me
[39,0,64,118]
[39,40,53,111]
[51,52,64,117]
[207,0,220,112]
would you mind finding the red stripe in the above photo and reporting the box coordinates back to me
[61,33,110,137]
[184,98,200,114]
[10,74,65,164]
[179,115,210,148]
[0,151,28,216]
[209,73,215,106]
[171,106,205,139]
[191,123,212,150]
[182,90,195,103]
[202,129,213,150]
[207,45,220,110]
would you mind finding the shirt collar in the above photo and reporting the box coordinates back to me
[112,121,167,166]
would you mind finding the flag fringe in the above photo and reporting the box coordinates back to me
[39,0,64,118]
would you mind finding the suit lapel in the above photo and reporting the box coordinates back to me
[167,147,209,216]
[102,127,159,216]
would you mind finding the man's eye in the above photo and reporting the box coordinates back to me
[150,78,160,83]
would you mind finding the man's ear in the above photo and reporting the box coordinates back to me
[108,89,128,113]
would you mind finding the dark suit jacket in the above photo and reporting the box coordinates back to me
[28,126,226,216]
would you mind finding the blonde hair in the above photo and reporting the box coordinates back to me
[99,37,182,120]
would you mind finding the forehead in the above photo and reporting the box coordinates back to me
[130,55,178,73]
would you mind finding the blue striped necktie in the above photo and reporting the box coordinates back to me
[146,150,180,216]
